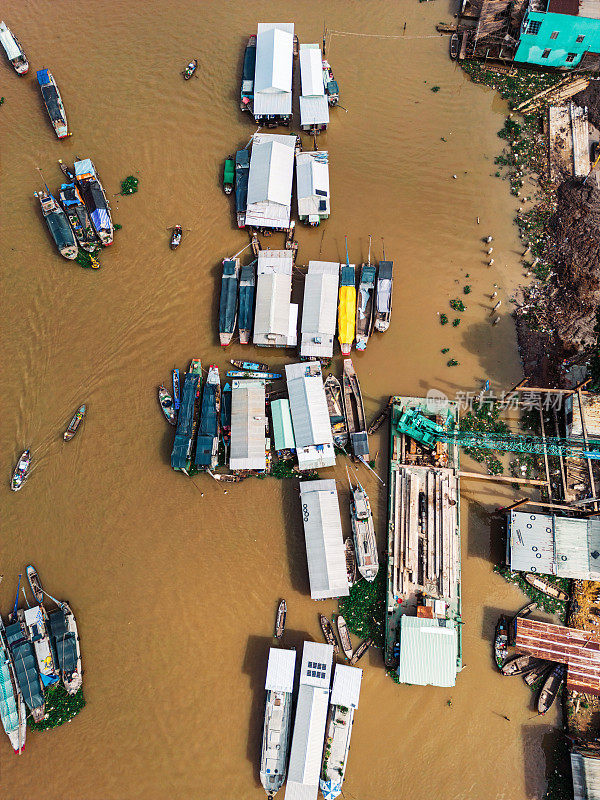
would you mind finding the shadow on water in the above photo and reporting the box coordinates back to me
[460,318,515,381]
[462,493,498,562]
[521,725,569,799]
[280,479,311,595]
[160,424,174,466]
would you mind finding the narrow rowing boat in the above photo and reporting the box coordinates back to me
[226,371,281,380]
[275,599,287,639]
[170,226,182,249]
[158,385,177,425]
[345,538,357,588]
[11,450,31,492]
[336,615,353,660]
[349,637,372,665]
[319,614,339,653]
[182,58,198,79]
[501,653,539,676]
[538,664,565,714]
[26,566,44,605]
[230,360,268,371]
[342,359,369,461]
[367,397,393,435]
[524,574,569,602]
[493,615,508,669]
[324,374,349,449]
[63,405,86,441]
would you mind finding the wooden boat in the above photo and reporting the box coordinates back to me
[345,538,357,588]
[238,262,256,343]
[374,259,393,332]
[436,22,458,33]
[449,33,459,59]
[524,574,569,602]
[349,472,378,582]
[235,149,250,228]
[36,69,68,138]
[158,384,177,425]
[58,183,98,252]
[538,664,565,714]
[338,239,356,355]
[524,660,552,687]
[508,601,537,645]
[47,602,82,695]
[19,606,59,687]
[336,615,353,660]
[58,159,75,181]
[34,190,78,260]
[342,359,370,461]
[172,368,180,411]
[322,57,339,106]
[170,226,182,249]
[226,371,281,380]
[324,374,349,449]
[501,653,539,676]
[275,599,287,638]
[0,21,28,74]
[74,159,114,246]
[207,471,245,483]
[223,156,235,195]
[182,58,198,79]
[11,450,31,492]
[240,35,256,111]
[63,404,86,441]
[221,382,232,446]
[494,615,509,669]
[356,239,376,351]
[349,637,372,665]
[319,614,339,653]
[367,397,393,435]
[219,258,240,346]
[195,365,221,470]
[26,566,44,605]
[230,360,268,371]
[0,619,27,753]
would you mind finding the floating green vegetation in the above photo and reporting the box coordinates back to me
[338,568,386,648]
[447,358,459,367]
[460,400,510,474]
[440,313,449,325]
[120,175,139,195]
[75,249,101,269]
[463,285,471,295]
[28,685,85,731]
[494,565,569,620]
[114,222,122,231]
[452,319,461,327]
[441,347,450,354]
[431,85,441,93]
[270,459,297,479]
[450,299,466,312]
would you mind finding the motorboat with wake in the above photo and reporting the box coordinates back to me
[63,405,86,441]
[11,450,31,492]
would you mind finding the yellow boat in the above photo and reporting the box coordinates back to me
[338,260,356,355]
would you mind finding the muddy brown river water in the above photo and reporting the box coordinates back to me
[1,1,561,797]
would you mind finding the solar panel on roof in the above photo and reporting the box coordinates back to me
[315,189,327,196]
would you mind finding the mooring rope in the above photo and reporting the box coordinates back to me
[328,29,442,41]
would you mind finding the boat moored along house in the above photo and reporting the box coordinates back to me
[253,23,294,127]
[296,151,330,227]
[229,379,267,471]
[299,43,329,133]
[271,398,296,455]
[245,133,296,231]
[299,261,339,359]
[320,665,363,799]
[285,361,336,471]
[285,641,334,800]
[261,647,297,797]
[170,369,200,470]
[253,250,298,348]
[298,480,349,600]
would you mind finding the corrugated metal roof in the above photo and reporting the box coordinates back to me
[246,134,295,229]
[271,398,296,451]
[300,641,334,688]
[299,480,349,600]
[300,261,339,358]
[285,361,334,448]
[571,749,600,800]
[254,24,293,116]
[397,616,458,687]
[229,380,266,470]
[330,664,362,708]
[300,95,330,127]
[253,250,293,346]
[299,44,325,96]
[296,152,330,219]
[265,647,296,692]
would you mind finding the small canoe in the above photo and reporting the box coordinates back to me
[226,371,281,380]
[336,615,353,660]
[158,385,177,425]
[350,637,372,665]
[538,664,565,714]
[524,661,552,687]
[26,566,44,604]
[58,159,75,181]
[524,574,569,602]
[230,360,268,371]
[170,226,182,249]
[449,33,459,60]
[501,653,539,677]
[11,450,31,492]
[319,614,339,654]
[223,156,235,195]
[367,397,393,435]
[275,599,287,639]
[182,59,198,80]
[494,615,508,670]
[63,405,86,441]
[345,538,357,588]
[172,368,180,411]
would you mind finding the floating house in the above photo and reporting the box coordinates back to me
[229,379,267,471]
[299,44,329,133]
[285,641,334,800]
[300,261,339,358]
[285,361,336,470]
[298,480,349,600]
[320,665,363,799]
[507,511,600,580]
[271,398,296,454]
[253,250,297,348]
[296,151,330,226]
[171,370,200,470]
[253,23,294,126]
[245,133,296,231]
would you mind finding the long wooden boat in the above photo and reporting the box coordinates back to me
[0,619,26,753]
[336,615,353,660]
[238,262,256,344]
[227,371,281,380]
[207,470,245,483]
[58,182,98,253]
[524,660,552,687]
[275,599,287,639]
[235,149,250,228]
[501,653,539,677]
[170,226,182,249]
[35,190,78,260]
[223,156,235,195]
[19,606,59,688]
[47,602,82,695]
[240,35,256,111]
[356,242,376,351]
[158,385,177,425]
[11,450,31,492]
[349,637,372,665]
[367,397,392,435]
[36,69,68,138]
[374,260,393,332]
[63,404,86,441]
[182,58,198,79]
[449,33,459,60]
[494,615,508,669]
[221,382,232,446]
[319,614,339,653]
[2,616,45,723]
[342,359,369,461]
[349,474,378,582]
[524,574,569,602]
[230,360,268,371]
[324,374,349,449]
[26,565,44,604]
[0,21,28,74]
[219,258,240,346]
[338,253,356,355]
[74,159,114,246]
[195,365,221,470]
[345,538,357,588]
[508,601,537,645]
[538,664,565,714]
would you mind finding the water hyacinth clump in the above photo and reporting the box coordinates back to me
[120,175,139,195]
[338,568,386,648]
[28,685,85,731]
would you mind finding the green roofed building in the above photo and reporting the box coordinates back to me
[397,616,458,688]
[271,398,296,453]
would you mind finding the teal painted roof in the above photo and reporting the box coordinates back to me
[271,398,295,451]
[397,616,457,687]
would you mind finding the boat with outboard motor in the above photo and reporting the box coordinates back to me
[11,450,31,492]
[74,159,113,246]
[324,374,349,449]
[219,258,240,346]
[158,385,177,425]
[238,262,256,344]
[35,190,78,260]
[47,602,82,695]
[0,619,27,754]
[322,57,339,106]
[182,58,198,79]
[26,566,44,605]
[58,183,98,253]
[342,359,369,461]
[36,69,68,138]
[348,471,378,582]
[63,405,86,441]
[230,360,268,372]
[320,614,339,653]
[0,21,28,74]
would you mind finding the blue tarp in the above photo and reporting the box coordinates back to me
[171,372,199,469]
[91,208,110,231]
[36,68,49,85]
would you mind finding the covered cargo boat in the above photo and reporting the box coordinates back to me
[238,262,256,344]
[374,260,393,332]
[36,69,68,138]
[0,21,28,74]
[195,365,221,470]
[235,148,250,228]
[219,258,240,346]
[171,366,201,470]
[3,621,45,722]
[240,35,256,112]
[356,262,376,351]
[74,159,114,246]
[0,620,26,753]
[35,190,78,260]
[58,183,98,253]
[47,604,82,695]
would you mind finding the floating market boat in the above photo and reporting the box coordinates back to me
[58,159,75,181]
[494,615,508,669]
[158,385,177,425]
[235,149,250,228]
[449,33,459,60]
[322,57,339,106]
[182,58,198,79]
[275,599,287,639]
[3,613,45,723]
[221,382,232,446]
[501,653,539,677]
[19,606,59,688]
[374,259,393,332]
[356,239,375,351]
[0,619,27,754]
[319,614,339,653]
[58,182,98,253]
[336,615,353,660]
[35,190,78,260]
[509,601,537,645]
[342,359,369,461]
[349,637,372,665]
[74,159,113,246]
[337,240,356,355]
[195,365,221,470]
[226,371,281,380]
[11,450,31,492]
[320,665,362,800]
[348,472,378,582]
[538,664,565,714]
[186,359,203,471]
[524,660,552,687]
[324,374,349,449]
[238,262,256,344]
[26,566,44,604]
[524,574,569,602]
[172,368,180,411]
[47,603,82,695]
[170,226,182,249]
[260,647,295,798]
[345,538,357,588]
[36,69,68,138]
[230,360,268,372]
[0,21,28,74]
[240,35,256,112]
[367,397,393,435]
[219,258,240,346]
[223,156,235,195]
[63,404,86,441]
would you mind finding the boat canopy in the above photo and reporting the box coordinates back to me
[351,431,369,459]
[40,83,63,122]
[254,23,293,117]
[46,206,76,250]
[235,149,250,215]
[0,648,19,734]
[219,260,239,336]
[195,382,219,467]
[271,398,296,452]
[0,22,21,60]
[59,183,82,207]
[221,383,232,429]
[36,68,50,85]
[47,609,78,675]
[242,38,256,92]
[74,159,96,180]
[4,624,44,711]
[246,134,295,229]
[171,372,200,469]
[376,261,393,312]
[300,261,339,358]
[238,263,256,333]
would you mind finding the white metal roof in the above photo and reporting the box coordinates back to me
[253,250,293,346]
[330,664,362,709]
[299,480,349,600]
[285,362,335,449]
[300,261,339,358]
[296,152,330,219]
[299,44,325,97]
[23,606,43,628]
[246,134,295,229]
[254,23,293,116]
[265,647,296,692]
[300,641,334,688]
[229,380,266,470]
[0,22,20,60]
[299,95,330,127]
